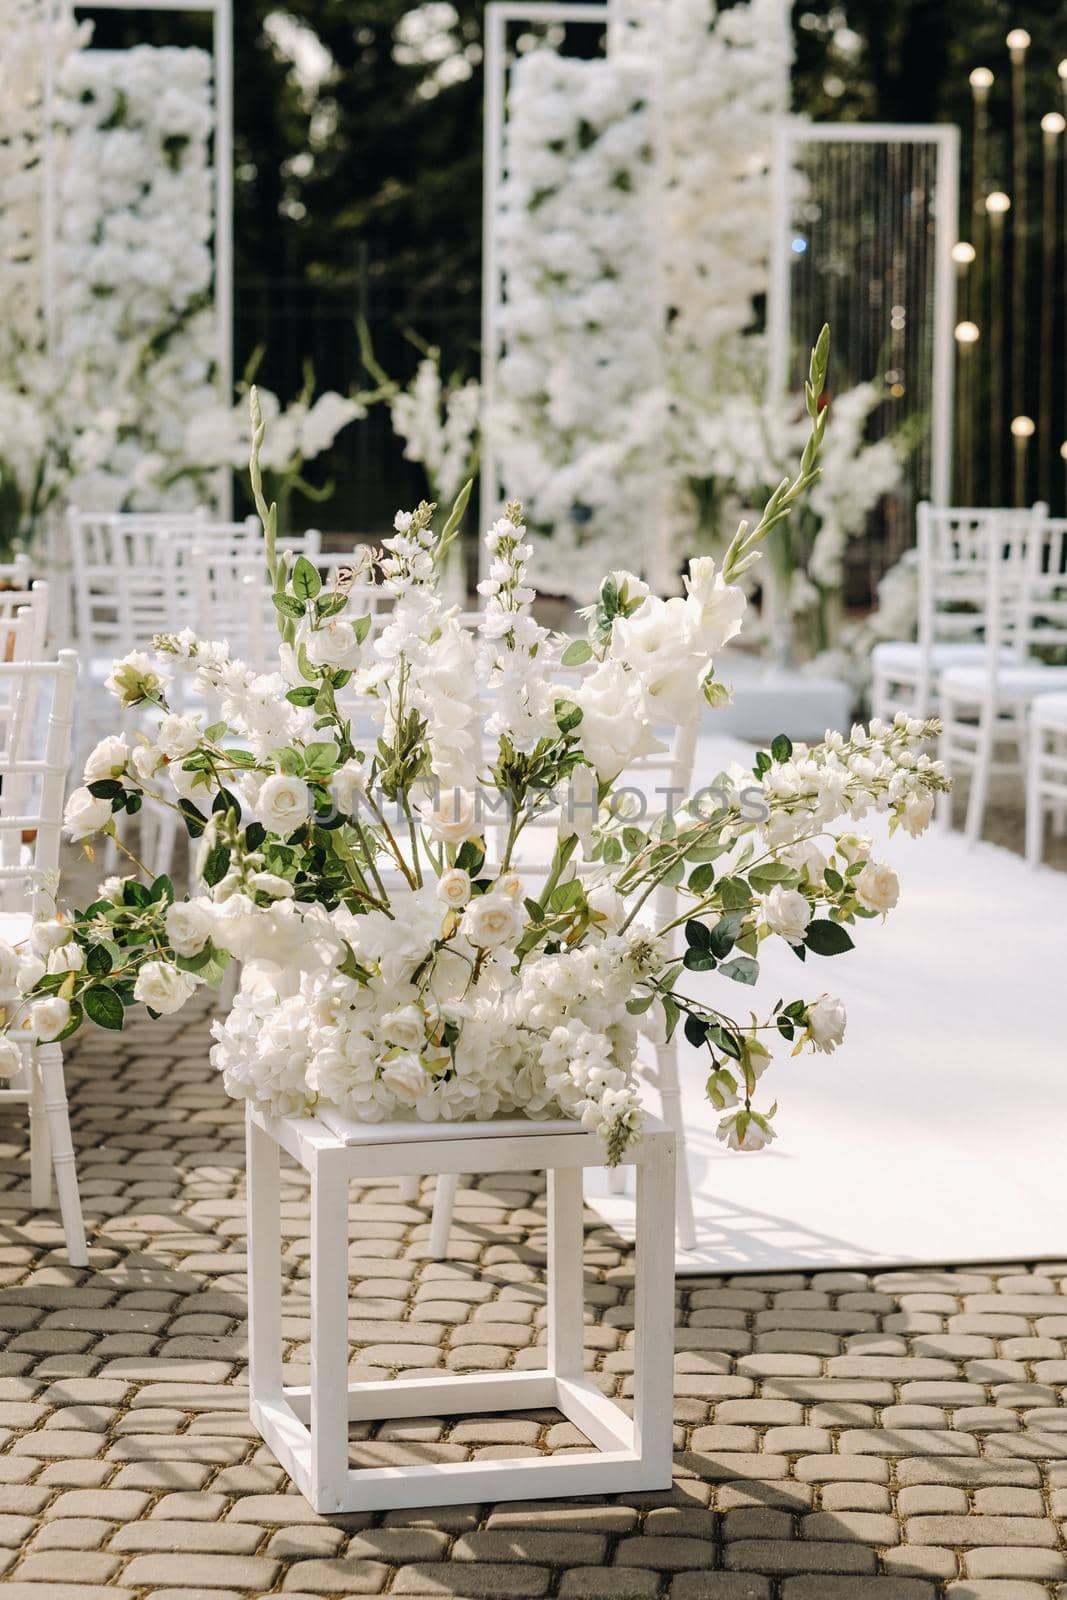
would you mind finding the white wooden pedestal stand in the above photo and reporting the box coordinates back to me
[246,1104,676,1515]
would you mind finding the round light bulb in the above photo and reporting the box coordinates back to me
[1060,440,1067,460]
[970,66,994,91]
[955,321,981,345]
[1058,59,1067,81]
[1042,111,1067,135]
[986,190,1012,214]
[1007,28,1031,53]
[951,241,976,265]
[1011,414,1035,438]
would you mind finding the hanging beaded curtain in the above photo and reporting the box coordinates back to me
[779,131,953,585]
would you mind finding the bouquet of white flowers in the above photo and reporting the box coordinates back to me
[1,331,949,1161]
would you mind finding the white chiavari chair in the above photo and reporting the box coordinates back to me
[0,554,32,591]
[939,512,1067,843]
[870,504,1046,722]
[0,651,87,1265]
[1025,692,1067,867]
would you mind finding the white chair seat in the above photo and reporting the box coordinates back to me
[941,663,1067,702]
[872,639,1004,672]
[1031,692,1067,731]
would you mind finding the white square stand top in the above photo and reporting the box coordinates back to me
[245,1104,676,1514]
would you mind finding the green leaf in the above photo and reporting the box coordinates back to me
[683,947,716,972]
[316,591,348,619]
[719,956,759,986]
[718,876,751,911]
[455,840,485,876]
[272,592,305,620]
[626,993,655,1015]
[87,778,123,800]
[203,720,226,742]
[554,698,583,735]
[245,822,266,852]
[685,919,712,949]
[804,919,855,956]
[824,866,843,891]
[684,1014,709,1047]
[622,826,646,855]
[83,986,124,1030]
[85,944,113,978]
[661,991,680,1041]
[178,800,207,839]
[561,639,593,667]
[748,863,797,893]
[687,861,716,894]
[286,686,317,707]
[53,998,83,1043]
[202,843,231,888]
[352,614,373,645]
[771,733,793,763]
[292,554,322,599]
[709,912,742,959]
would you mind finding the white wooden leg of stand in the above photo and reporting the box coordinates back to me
[397,1177,420,1203]
[428,1172,460,1259]
[1025,727,1044,868]
[247,1113,283,1402]
[548,1166,584,1380]
[37,1044,87,1268]
[656,1038,696,1252]
[633,1131,675,1484]
[29,1060,52,1209]
[310,1157,349,1512]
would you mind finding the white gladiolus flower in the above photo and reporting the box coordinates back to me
[683,557,747,651]
[437,868,472,909]
[380,1052,429,1105]
[30,997,71,1041]
[63,786,114,841]
[0,1037,24,1079]
[165,900,214,958]
[461,893,525,951]
[806,994,847,1053]
[83,734,128,784]
[556,762,600,849]
[418,789,480,846]
[759,885,811,946]
[577,659,662,781]
[247,872,296,900]
[255,774,311,836]
[134,961,197,1016]
[855,860,900,914]
[156,713,203,761]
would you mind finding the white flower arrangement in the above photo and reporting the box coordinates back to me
[0,337,950,1160]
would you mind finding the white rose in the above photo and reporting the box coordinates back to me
[165,899,214,957]
[495,872,523,901]
[46,943,84,976]
[29,997,71,1041]
[168,761,206,803]
[381,1005,427,1051]
[256,773,311,836]
[418,789,480,846]
[83,734,128,784]
[760,885,811,946]
[131,744,164,785]
[835,833,871,865]
[100,875,130,902]
[0,1037,24,1079]
[806,993,847,1053]
[461,892,525,951]
[64,786,114,842]
[381,1051,429,1106]
[718,1111,776,1152]
[17,956,45,993]
[330,758,366,816]
[782,840,828,885]
[436,868,471,909]
[133,960,197,1016]
[0,940,21,994]
[555,763,600,849]
[247,872,296,900]
[855,860,900,914]
[105,650,168,707]
[302,616,364,671]
[683,557,748,652]
[901,791,935,838]
[587,884,626,930]
[30,919,72,956]
[156,713,203,761]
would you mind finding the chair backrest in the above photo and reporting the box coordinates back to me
[0,584,50,665]
[916,503,1046,659]
[1010,511,1067,661]
[0,651,79,916]
[0,554,32,591]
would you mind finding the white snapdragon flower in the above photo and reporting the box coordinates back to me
[64,787,114,842]
[134,961,197,1016]
[381,1052,429,1105]
[255,774,311,836]
[105,651,169,707]
[806,994,847,1053]
[418,789,480,846]
[83,734,128,784]
[759,885,811,946]
[437,868,472,909]
[901,791,935,837]
[165,899,214,958]
[0,1037,24,1079]
[156,712,203,761]
[855,860,899,914]
[461,893,525,951]
[29,997,71,1041]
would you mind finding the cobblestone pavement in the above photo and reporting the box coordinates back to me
[0,829,1064,1600]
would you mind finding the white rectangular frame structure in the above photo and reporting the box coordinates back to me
[767,117,960,508]
[41,0,234,511]
[481,0,609,555]
[246,1103,675,1514]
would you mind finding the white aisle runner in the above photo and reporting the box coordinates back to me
[586,735,1067,1273]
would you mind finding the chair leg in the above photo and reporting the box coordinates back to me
[1025,727,1045,868]
[36,1044,88,1268]
[936,710,957,829]
[29,1065,52,1209]
[964,705,996,847]
[427,1172,460,1259]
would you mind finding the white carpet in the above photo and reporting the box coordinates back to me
[585,735,1067,1273]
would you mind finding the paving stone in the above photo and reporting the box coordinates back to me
[558,1569,660,1598]
[670,1579,771,1600]
[390,1563,548,1595]
[781,1584,936,1600]
[615,1536,718,1569]
[906,1517,1058,1547]
[724,1539,877,1573]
